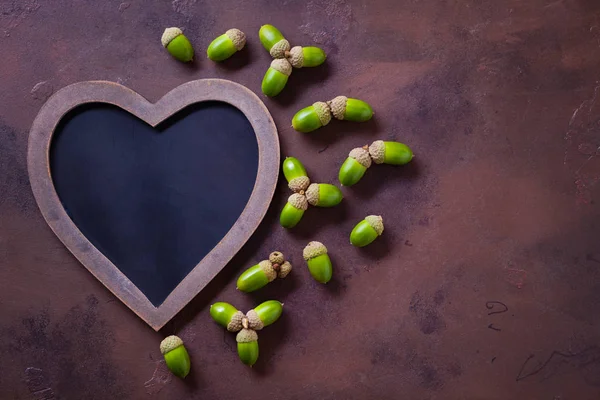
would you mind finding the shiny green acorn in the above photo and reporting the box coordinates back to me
[207,28,246,61]
[305,183,343,207]
[369,140,414,165]
[210,302,245,332]
[350,215,384,247]
[329,96,373,122]
[280,193,308,228]
[283,157,310,192]
[292,102,332,133]
[262,59,292,97]
[237,252,292,292]
[339,146,372,186]
[161,27,194,62]
[286,46,327,68]
[303,241,333,283]
[236,328,259,366]
[253,300,284,327]
[259,24,290,58]
[160,335,191,378]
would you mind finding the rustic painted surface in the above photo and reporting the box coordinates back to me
[2,0,600,398]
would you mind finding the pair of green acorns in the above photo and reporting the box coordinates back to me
[161,27,247,63]
[159,299,283,376]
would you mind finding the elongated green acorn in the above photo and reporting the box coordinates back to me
[237,252,292,292]
[160,335,191,378]
[303,241,333,283]
[210,302,245,332]
[253,300,284,327]
[280,193,308,228]
[259,24,290,58]
[262,59,292,97]
[329,96,373,122]
[286,46,327,68]
[207,28,246,61]
[236,328,259,366]
[369,140,414,165]
[292,102,332,133]
[161,27,194,62]
[306,183,343,207]
[350,215,384,247]
[339,147,372,186]
[283,157,310,192]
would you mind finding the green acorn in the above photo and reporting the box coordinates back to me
[350,215,384,247]
[237,252,292,292]
[286,46,327,68]
[160,335,191,378]
[207,28,246,61]
[283,157,310,192]
[328,96,373,122]
[292,101,332,133]
[303,241,333,283]
[369,140,414,165]
[236,328,259,366]
[305,183,343,207]
[338,146,372,186]
[210,302,245,332]
[259,24,290,58]
[262,59,292,97]
[161,27,194,62]
[253,300,284,326]
[280,193,308,228]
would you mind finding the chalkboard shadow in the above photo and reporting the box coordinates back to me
[50,102,259,306]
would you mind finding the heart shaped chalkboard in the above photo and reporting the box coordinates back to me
[28,80,279,330]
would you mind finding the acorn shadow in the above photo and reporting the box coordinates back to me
[271,62,332,108]
[353,229,393,259]
[299,116,382,149]
[350,157,422,201]
[286,200,349,240]
[214,42,255,71]
[251,312,290,376]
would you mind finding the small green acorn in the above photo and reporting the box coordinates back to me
[207,28,246,61]
[259,24,290,58]
[262,59,292,97]
[280,193,308,228]
[236,328,259,366]
[286,46,327,68]
[339,146,372,186]
[237,252,292,292]
[328,96,373,122]
[303,241,333,283]
[283,157,310,192]
[350,215,384,247]
[210,302,245,332]
[161,27,194,62]
[305,183,343,207]
[160,335,191,378]
[292,102,332,133]
[369,140,414,165]
[253,300,284,327]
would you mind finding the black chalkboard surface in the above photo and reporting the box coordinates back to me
[50,102,259,306]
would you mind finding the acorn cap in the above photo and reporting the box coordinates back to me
[160,335,184,354]
[270,39,291,58]
[369,140,385,164]
[328,96,348,120]
[245,310,265,331]
[161,27,183,47]
[226,28,246,51]
[288,176,310,192]
[278,261,292,278]
[365,215,384,235]
[287,46,304,68]
[269,252,285,265]
[259,260,277,282]
[349,147,372,168]
[236,328,258,343]
[305,183,320,206]
[226,310,245,332]
[288,193,309,211]
[313,102,332,126]
[303,241,328,260]
[270,58,292,76]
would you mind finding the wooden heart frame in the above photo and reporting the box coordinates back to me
[28,79,280,331]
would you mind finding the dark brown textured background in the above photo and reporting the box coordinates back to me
[2,0,600,398]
